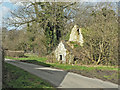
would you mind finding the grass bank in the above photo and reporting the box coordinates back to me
[3,63,54,88]
[6,55,118,71]
[6,54,119,85]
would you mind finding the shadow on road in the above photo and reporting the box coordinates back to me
[6,60,68,87]
[35,68,68,87]
[20,60,53,67]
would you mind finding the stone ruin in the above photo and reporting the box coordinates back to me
[49,25,84,64]
[69,25,84,46]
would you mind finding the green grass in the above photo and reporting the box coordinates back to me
[6,55,47,62]
[103,72,118,81]
[5,54,118,71]
[104,75,111,79]
[5,56,16,60]
[3,63,54,88]
[49,63,118,71]
[74,44,79,48]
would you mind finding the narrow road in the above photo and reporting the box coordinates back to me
[5,59,118,88]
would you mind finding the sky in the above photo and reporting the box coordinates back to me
[0,0,24,29]
[0,0,119,30]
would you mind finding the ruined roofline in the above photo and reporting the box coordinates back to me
[60,40,73,52]
[69,25,84,46]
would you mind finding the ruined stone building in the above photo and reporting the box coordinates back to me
[54,40,74,64]
[52,25,84,64]
[69,25,84,46]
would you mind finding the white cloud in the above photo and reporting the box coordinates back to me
[0,6,10,27]
[2,0,11,2]
[14,2,24,6]
[2,6,11,16]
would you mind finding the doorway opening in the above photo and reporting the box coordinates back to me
[60,55,62,60]
[77,29,79,35]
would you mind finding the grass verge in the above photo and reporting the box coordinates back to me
[3,63,55,88]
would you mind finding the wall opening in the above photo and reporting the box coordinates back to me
[60,55,62,60]
[77,29,79,35]
[73,56,78,64]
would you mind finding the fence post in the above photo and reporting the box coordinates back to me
[0,48,3,89]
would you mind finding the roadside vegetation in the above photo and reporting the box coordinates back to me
[6,54,119,85]
[3,62,54,89]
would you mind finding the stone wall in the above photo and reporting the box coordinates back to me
[5,50,24,57]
